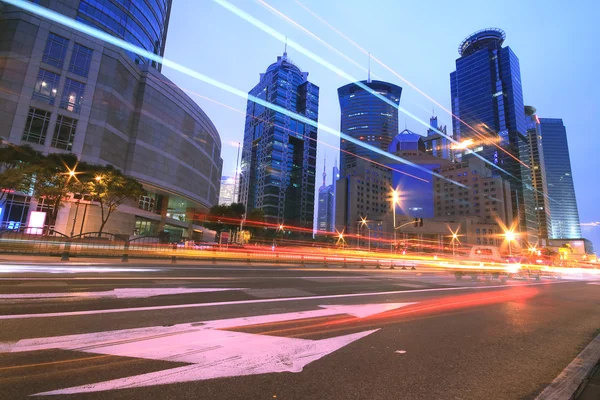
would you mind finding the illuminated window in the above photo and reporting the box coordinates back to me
[51,115,77,150]
[60,78,85,113]
[32,69,60,105]
[42,33,69,68]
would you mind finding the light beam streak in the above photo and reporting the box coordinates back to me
[292,0,530,170]
[3,0,464,188]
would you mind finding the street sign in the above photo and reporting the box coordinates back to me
[4,302,414,396]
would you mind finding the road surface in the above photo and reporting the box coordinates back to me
[0,261,599,399]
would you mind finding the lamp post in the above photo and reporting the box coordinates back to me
[358,216,369,251]
[452,233,458,256]
[391,189,399,253]
[505,230,516,257]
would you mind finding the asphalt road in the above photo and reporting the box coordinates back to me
[0,261,599,399]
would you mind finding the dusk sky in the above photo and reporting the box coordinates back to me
[163,0,600,248]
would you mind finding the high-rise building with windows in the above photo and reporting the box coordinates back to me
[450,28,538,244]
[337,80,402,177]
[0,1,222,242]
[219,176,236,206]
[76,0,171,70]
[238,52,319,232]
[525,106,552,241]
[423,115,453,161]
[537,118,581,239]
[317,161,338,233]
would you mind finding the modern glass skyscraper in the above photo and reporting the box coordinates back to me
[76,0,172,70]
[317,162,338,233]
[337,80,402,177]
[450,28,538,243]
[239,52,319,231]
[525,106,552,241]
[538,118,581,239]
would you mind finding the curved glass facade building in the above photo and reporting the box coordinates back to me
[77,0,172,70]
[0,0,222,241]
[239,53,319,231]
[337,80,402,177]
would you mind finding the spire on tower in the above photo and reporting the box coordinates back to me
[322,154,327,188]
[367,52,371,83]
[283,37,288,60]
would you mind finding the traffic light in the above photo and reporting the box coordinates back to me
[419,218,423,227]
[413,218,418,227]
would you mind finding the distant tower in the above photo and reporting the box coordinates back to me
[525,106,552,242]
[450,28,538,244]
[337,80,402,176]
[538,118,581,239]
[239,52,320,230]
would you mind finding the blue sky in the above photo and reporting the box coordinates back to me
[163,0,600,249]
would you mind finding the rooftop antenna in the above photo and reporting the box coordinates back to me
[322,154,327,188]
[367,52,371,83]
[283,37,288,60]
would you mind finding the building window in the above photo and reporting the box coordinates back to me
[22,108,51,145]
[60,78,85,113]
[68,43,93,77]
[51,115,77,150]
[32,69,60,105]
[42,33,69,68]
[138,195,156,213]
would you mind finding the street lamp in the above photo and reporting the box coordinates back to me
[391,189,400,252]
[358,216,370,251]
[452,233,458,256]
[505,230,517,257]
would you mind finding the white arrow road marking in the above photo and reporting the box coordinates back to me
[0,287,242,300]
[1,302,413,396]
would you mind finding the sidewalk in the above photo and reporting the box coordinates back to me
[577,362,600,399]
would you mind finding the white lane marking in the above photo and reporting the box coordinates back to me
[535,331,600,400]
[586,282,600,285]
[0,265,160,274]
[4,303,412,395]
[395,350,407,354]
[242,288,315,298]
[0,281,569,320]
[0,288,242,300]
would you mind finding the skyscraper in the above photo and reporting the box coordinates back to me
[219,176,236,206]
[337,80,402,176]
[77,0,172,70]
[317,160,338,233]
[538,118,581,239]
[423,114,453,161]
[525,106,552,241]
[239,52,319,231]
[450,28,538,243]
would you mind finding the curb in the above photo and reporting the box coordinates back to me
[536,332,600,400]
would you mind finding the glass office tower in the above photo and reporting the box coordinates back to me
[538,118,581,239]
[77,0,172,70]
[239,52,319,231]
[525,106,552,241]
[337,80,402,177]
[450,28,538,244]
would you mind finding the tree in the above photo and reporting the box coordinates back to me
[245,208,266,240]
[0,141,41,207]
[86,165,145,235]
[32,153,84,225]
[202,203,245,235]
